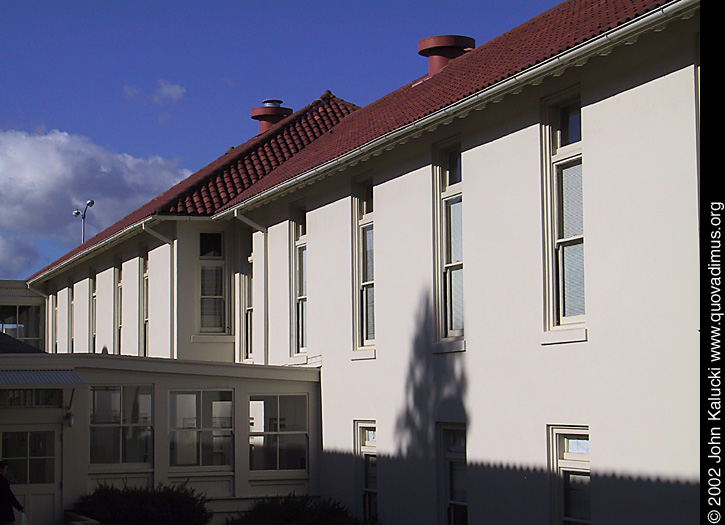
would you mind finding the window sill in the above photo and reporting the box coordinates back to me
[351,347,376,361]
[191,334,235,344]
[249,470,309,482]
[89,463,153,475]
[433,338,466,354]
[541,327,588,346]
[287,354,308,366]
[168,466,234,475]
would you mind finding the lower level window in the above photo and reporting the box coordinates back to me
[0,431,54,484]
[549,425,591,524]
[355,421,378,523]
[170,390,233,467]
[90,386,153,464]
[249,394,308,471]
[439,424,467,525]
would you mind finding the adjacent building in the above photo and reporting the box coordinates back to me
[1,0,700,523]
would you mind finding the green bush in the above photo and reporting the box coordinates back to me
[224,494,368,525]
[73,483,213,525]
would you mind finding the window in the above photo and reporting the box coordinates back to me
[69,282,75,353]
[249,394,308,471]
[199,233,227,332]
[0,389,62,408]
[355,421,377,523]
[438,424,467,525]
[90,273,97,353]
[115,263,123,353]
[0,431,55,485]
[140,251,149,356]
[548,426,591,525]
[354,181,375,349]
[543,94,585,329]
[170,390,233,467]
[90,386,153,464]
[0,304,43,350]
[292,209,307,354]
[435,142,464,341]
[243,256,253,360]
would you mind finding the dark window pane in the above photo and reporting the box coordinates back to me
[29,458,53,484]
[279,434,307,470]
[123,426,153,463]
[90,427,120,464]
[200,233,223,257]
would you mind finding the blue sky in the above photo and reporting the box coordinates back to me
[0,0,561,280]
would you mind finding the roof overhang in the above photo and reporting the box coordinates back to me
[215,0,698,220]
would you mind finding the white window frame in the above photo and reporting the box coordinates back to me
[90,385,154,465]
[354,420,378,523]
[89,272,97,353]
[51,291,58,353]
[242,255,253,361]
[198,232,228,334]
[548,425,591,525]
[434,139,465,345]
[114,262,123,354]
[438,423,467,525]
[291,207,307,355]
[542,90,585,331]
[352,180,376,355]
[140,250,149,356]
[169,389,234,469]
[249,393,309,473]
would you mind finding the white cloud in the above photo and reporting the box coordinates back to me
[0,129,190,279]
[153,80,186,103]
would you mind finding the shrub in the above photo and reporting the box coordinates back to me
[224,494,367,525]
[73,482,213,525]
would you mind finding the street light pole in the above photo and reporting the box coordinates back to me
[72,199,95,243]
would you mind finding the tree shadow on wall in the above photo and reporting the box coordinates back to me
[320,294,699,524]
[394,295,468,460]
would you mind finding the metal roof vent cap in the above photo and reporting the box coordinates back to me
[418,35,476,76]
[251,99,293,134]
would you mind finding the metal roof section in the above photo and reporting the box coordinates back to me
[0,368,85,385]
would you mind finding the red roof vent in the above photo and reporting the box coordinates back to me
[418,35,476,76]
[251,99,293,134]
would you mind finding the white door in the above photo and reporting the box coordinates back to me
[1,426,62,525]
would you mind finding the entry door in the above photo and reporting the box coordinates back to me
[0,426,62,525]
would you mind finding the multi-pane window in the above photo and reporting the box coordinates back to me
[170,390,233,467]
[249,394,308,471]
[355,421,378,523]
[0,389,62,408]
[141,251,149,356]
[115,263,123,353]
[355,182,375,348]
[0,304,43,350]
[544,96,585,328]
[0,431,55,485]
[243,257,253,360]
[90,386,153,464]
[439,424,467,525]
[199,233,226,332]
[69,282,75,353]
[90,273,97,353]
[436,143,464,339]
[292,209,307,354]
[549,426,591,525]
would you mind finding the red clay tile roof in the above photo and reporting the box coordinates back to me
[30,0,678,281]
[217,0,672,211]
[28,92,358,281]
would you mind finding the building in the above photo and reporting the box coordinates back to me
[1,0,700,523]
